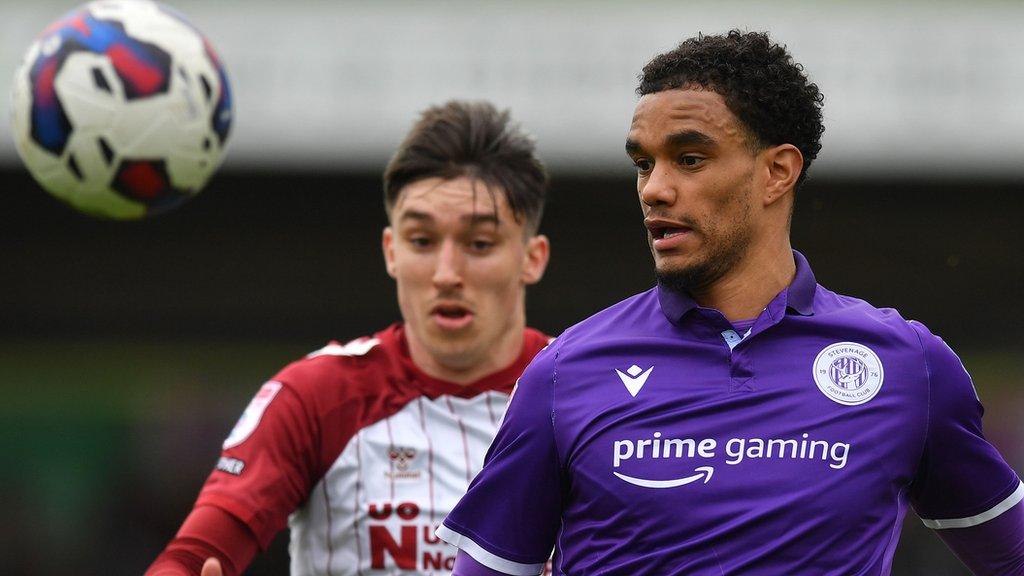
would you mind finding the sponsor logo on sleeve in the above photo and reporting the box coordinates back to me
[216,456,245,475]
[223,381,283,449]
[812,342,884,406]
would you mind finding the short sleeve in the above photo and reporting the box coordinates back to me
[195,380,319,548]
[437,344,563,575]
[908,322,1023,529]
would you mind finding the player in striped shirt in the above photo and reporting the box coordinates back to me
[146,100,552,576]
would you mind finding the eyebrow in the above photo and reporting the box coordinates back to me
[397,210,501,227]
[625,130,718,156]
[665,130,718,149]
[398,210,435,224]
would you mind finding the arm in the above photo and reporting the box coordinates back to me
[907,322,1024,574]
[145,506,259,576]
[453,550,518,576]
[937,499,1024,576]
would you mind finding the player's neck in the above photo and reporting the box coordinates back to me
[691,239,795,322]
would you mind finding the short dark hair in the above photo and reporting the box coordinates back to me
[638,30,825,188]
[383,100,548,233]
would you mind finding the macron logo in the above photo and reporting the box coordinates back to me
[616,364,653,397]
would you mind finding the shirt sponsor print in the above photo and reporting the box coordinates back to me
[366,501,455,571]
[611,431,851,489]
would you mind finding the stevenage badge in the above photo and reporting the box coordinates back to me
[812,342,884,406]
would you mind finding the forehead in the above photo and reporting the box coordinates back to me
[392,176,512,223]
[628,89,746,148]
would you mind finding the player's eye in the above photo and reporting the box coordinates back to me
[679,155,704,167]
[633,158,653,175]
[469,239,495,252]
[408,235,432,248]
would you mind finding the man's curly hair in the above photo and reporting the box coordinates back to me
[638,30,825,188]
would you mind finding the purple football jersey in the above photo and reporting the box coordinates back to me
[438,251,1023,575]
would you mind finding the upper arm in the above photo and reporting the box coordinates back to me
[194,380,320,549]
[908,323,1022,528]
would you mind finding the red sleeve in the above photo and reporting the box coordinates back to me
[195,380,321,549]
[145,506,260,576]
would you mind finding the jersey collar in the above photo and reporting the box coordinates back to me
[657,249,817,324]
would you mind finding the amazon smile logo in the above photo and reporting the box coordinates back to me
[612,431,852,489]
[614,466,714,488]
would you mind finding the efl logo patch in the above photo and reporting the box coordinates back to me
[223,381,282,449]
[813,342,884,406]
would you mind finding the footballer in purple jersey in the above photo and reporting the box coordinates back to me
[438,31,1024,575]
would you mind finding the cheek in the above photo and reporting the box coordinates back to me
[709,168,753,218]
[468,255,524,293]
[391,254,435,288]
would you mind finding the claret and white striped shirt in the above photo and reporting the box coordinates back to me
[194,323,550,575]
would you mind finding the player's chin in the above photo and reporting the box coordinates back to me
[653,253,701,276]
[427,338,483,370]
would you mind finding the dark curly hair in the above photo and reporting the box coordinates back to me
[638,30,824,188]
[383,100,548,233]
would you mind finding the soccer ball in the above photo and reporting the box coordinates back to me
[10,0,233,219]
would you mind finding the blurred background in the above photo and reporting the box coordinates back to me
[1,0,1022,574]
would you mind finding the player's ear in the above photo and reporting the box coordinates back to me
[521,234,550,285]
[761,143,802,207]
[382,227,397,279]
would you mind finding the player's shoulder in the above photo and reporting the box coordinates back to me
[814,285,946,355]
[271,324,406,403]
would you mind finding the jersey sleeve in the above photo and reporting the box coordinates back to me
[194,379,320,549]
[936,500,1024,574]
[437,343,563,576]
[908,322,1024,528]
[145,505,260,576]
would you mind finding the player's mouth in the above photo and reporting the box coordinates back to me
[645,218,694,251]
[430,302,475,331]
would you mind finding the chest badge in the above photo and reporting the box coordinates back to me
[386,445,422,480]
[812,342,884,406]
[616,364,653,397]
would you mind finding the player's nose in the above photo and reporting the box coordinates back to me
[432,238,464,289]
[639,166,678,207]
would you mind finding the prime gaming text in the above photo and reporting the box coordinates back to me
[613,432,851,470]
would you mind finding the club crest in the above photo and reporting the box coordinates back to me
[812,342,884,405]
